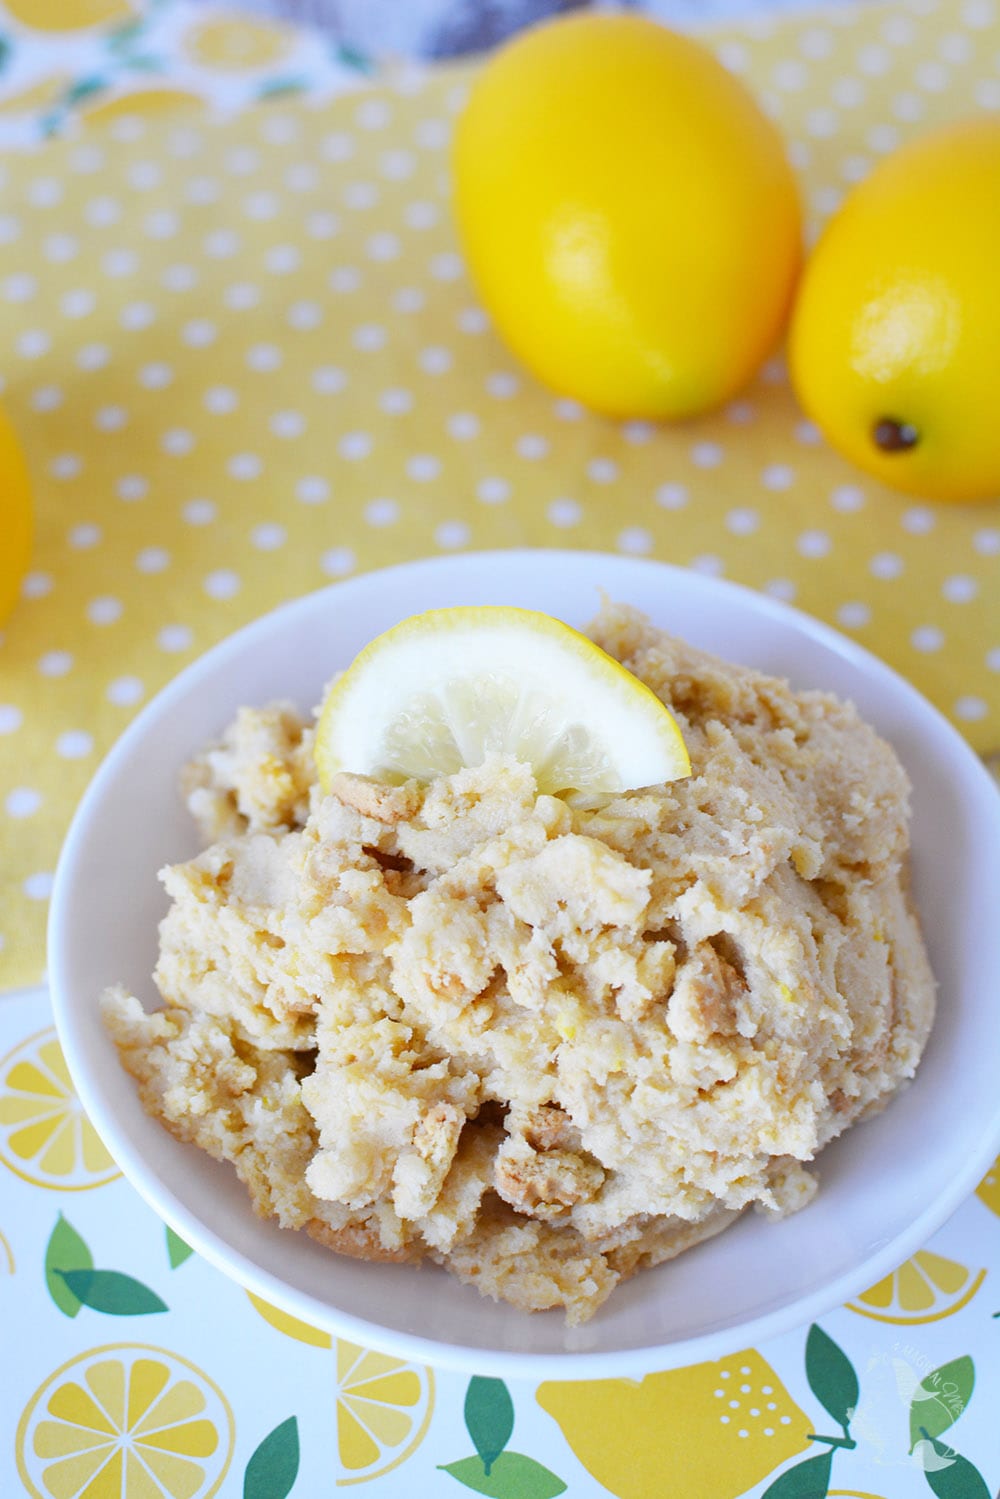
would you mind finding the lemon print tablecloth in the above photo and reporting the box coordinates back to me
[1,0,1000,1494]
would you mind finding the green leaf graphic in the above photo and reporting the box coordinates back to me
[55,1268,167,1316]
[244,1415,299,1499]
[917,1436,991,1499]
[909,1357,975,1452]
[760,1448,834,1498]
[439,1452,567,1498]
[166,1226,194,1268]
[45,1215,93,1318]
[805,1324,858,1429]
[464,1377,514,1474]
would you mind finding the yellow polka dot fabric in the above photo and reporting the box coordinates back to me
[1,0,998,989]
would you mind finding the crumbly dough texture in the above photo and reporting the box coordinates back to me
[103,605,935,1323]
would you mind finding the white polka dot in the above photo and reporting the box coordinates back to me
[986,648,1000,672]
[225,145,258,175]
[185,177,218,206]
[717,39,748,71]
[883,13,916,42]
[343,181,378,211]
[692,442,723,468]
[265,244,301,276]
[365,498,399,527]
[248,343,283,372]
[553,398,584,421]
[430,251,463,281]
[871,552,904,578]
[18,329,50,359]
[321,131,354,163]
[321,547,355,576]
[765,578,797,602]
[618,527,653,555]
[830,484,864,512]
[393,287,425,314]
[367,231,401,262]
[95,405,127,432]
[183,319,216,347]
[183,499,215,525]
[224,282,259,311]
[21,572,52,599]
[379,148,415,180]
[44,233,78,262]
[121,301,156,330]
[340,432,373,461]
[974,529,1000,555]
[773,58,809,89]
[87,596,122,625]
[457,306,488,334]
[296,476,329,505]
[912,625,944,651]
[725,400,755,425]
[117,474,148,502]
[893,91,925,121]
[259,113,298,145]
[144,209,178,240]
[107,675,144,707]
[313,365,346,393]
[7,787,41,817]
[692,554,724,576]
[857,42,892,76]
[307,210,341,240]
[0,704,23,733]
[243,190,279,221]
[798,530,832,557]
[812,185,844,217]
[764,1429,775,1438]
[800,25,833,56]
[915,59,949,91]
[356,97,391,130]
[621,420,653,445]
[841,154,870,182]
[955,696,987,721]
[270,410,306,439]
[29,175,62,207]
[487,372,520,399]
[650,483,687,513]
[57,730,93,759]
[961,0,995,26]
[24,872,54,901]
[787,140,811,170]
[763,463,794,490]
[204,570,240,601]
[727,508,759,535]
[547,497,581,527]
[162,263,197,292]
[447,412,479,440]
[77,343,109,372]
[50,453,82,480]
[108,115,144,144]
[832,75,866,106]
[136,547,169,574]
[478,477,509,505]
[353,323,387,351]
[31,385,62,412]
[976,79,1000,109]
[407,454,440,481]
[204,228,240,258]
[37,650,72,674]
[69,523,101,549]
[419,346,452,375]
[780,1415,792,1426]
[139,361,173,389]
[517,434,549,460]
[378,387,413,415]
[251,523,286,550]
[228,452,262,480]
[588,458,618,483]
[285,162,318,192]
[943,575,978,602]
[5,275,40,304]
[436,520,469,548]
[330,266,361,294]
[162,428,195,456]
[902,506,935,534]
[415,118,448,150]
[204,386,238,414]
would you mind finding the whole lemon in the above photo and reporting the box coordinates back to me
[790,118,1000,503]
[452,13,802,419]
[0,403,32,627]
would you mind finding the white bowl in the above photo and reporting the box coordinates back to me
[49,550,1000,1378]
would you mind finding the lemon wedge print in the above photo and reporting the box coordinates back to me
[335,1341,434,1486]
[846,1250,985,1325]
[538,1350,812,1499]
[315,606,690,796]
[0,1028,119,1190]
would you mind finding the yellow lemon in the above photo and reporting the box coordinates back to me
[0,1028,119,1191]
[538,1349,812,1499]
[184,16,292,71]
[314,606,690,795]
[3,0,132,29]
[453,13,801,419]
[16,1343,235,1499]
[790,118,1000,503]
[81,86,205,123]
[0,401,33,628]
[846,1249,985,1325]
[335,1341,434,1486]
[976,1154,1000,1216]
[246,1290,333,1348]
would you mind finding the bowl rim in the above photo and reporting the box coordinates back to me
[48,548,1000,1378]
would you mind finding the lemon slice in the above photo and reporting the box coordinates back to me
[315,606,690,796]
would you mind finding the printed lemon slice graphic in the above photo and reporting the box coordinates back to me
[537,1349,812,1499]
[184,16,292,70]
[16,1343,235,1499]
[246,1290,332,1349]
[315,607,690,796]
[0,1028,119,1190]
[335,1340,434,1486]
[975,1154,1000,1217]
[846,1250,986,1324]
[4,0,133,31]
[0,1226,13,1273]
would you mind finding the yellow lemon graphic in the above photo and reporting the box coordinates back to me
[4,0,133,30]
[246,1290,333,1349]
[0,1226,14,1272]
[81,86,204,124]
[847,1250,985,1325]
[538,1349,812,1499]
[184,16,292,71]
[0,74,71,116]
[16,1343,235,1499]
[0,1028,119,1190]
[336,1341,434,1486]
[975,1155,1000,1217]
